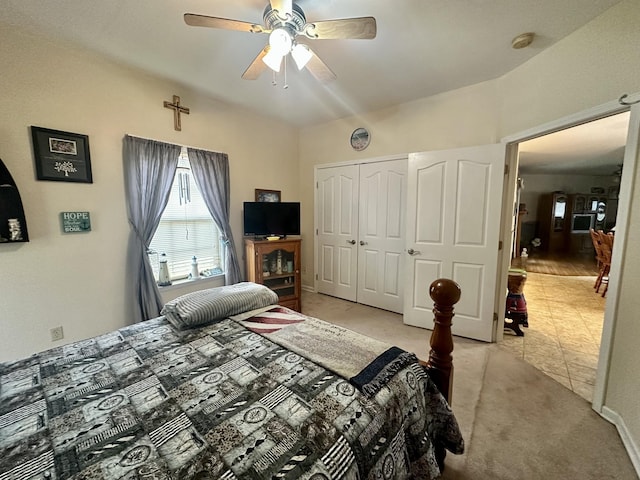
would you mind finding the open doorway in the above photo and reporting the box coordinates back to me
[500,111,630,402]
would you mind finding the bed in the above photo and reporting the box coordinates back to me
[0,280,463,480]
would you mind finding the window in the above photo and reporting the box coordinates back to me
[149,148,224,282]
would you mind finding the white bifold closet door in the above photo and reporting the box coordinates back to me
[316,164,359,302]
[316,159,407,313]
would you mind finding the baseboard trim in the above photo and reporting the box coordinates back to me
[301,284,315,293]
[601,406,640,476]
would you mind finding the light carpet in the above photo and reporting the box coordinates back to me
[301,290,638,479]
[441,346,636,479]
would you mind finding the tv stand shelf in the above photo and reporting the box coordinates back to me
[244,238,301,312]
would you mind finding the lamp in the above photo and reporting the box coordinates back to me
[262,27,293,72]
[291,43,312,70]
[263,47,284,72]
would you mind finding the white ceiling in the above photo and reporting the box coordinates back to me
[518,112,629,176]
[2,0,623,126]
[2,0,628,174]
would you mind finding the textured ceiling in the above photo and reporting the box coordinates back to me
[2,0,622,127]
[2,0,628,174]
[519,112,630,176]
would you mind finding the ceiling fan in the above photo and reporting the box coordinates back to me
[184,0,376,83]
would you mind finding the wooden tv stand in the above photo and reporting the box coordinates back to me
[245,238,302,312]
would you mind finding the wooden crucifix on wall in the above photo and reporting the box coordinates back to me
[163,95,190,131]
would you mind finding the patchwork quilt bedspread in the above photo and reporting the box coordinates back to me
[0,306,463,480]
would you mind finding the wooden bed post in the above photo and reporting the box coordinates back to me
[426,278,461,472]
[426,278,461,403]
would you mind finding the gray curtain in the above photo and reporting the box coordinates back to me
[123,135,181,322]
[187,147,242,285]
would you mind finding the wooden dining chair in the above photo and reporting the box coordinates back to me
[601,232,614,297]
[595,230,613,297]
[590,228,605,289]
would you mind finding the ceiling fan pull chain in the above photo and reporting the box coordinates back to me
[272,69,277,87]
[283,56,288,89]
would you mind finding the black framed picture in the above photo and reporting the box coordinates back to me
[31,126,93,183]
[255,189,281,202]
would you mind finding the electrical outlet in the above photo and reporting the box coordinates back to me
[50,326,64,342]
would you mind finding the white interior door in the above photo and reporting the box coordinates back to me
[357,160,407,313]
[316,165,359,301]
[404,144,505,342]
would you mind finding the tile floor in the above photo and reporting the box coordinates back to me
[498,271,606,402]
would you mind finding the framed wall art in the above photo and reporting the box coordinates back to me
[255,189,281,202]
[31,126,93,183]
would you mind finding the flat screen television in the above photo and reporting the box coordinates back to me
[243,202,301,237]
[571,213,595,233]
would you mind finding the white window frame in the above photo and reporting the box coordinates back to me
[149,148,225,284]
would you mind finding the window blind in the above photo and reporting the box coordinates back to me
[149,150,223,281]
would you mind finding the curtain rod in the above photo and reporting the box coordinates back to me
[125,133,221,154]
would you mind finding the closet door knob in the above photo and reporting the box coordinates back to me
[347,239,356,245]
[359,240,367,246]
[407,248,421,255]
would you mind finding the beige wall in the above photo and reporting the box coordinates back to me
[497,0,640,136]
[0,24,299,361]
[299,0,640,464]
[609,150,640,454]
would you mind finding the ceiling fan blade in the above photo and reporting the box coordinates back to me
[184,13,267,34]
[305,48,336,83]
[241,46,270,80]
[302,17,376,40]
[270,0,293,17]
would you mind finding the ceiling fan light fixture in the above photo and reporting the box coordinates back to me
[291,43,312,70]
[262,48,284,72]
[186,3,376,84]
[268,28,292,56]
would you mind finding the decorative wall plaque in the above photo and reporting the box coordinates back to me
[60,211,91,233]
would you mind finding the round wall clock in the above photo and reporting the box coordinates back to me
[350,127,371,151]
